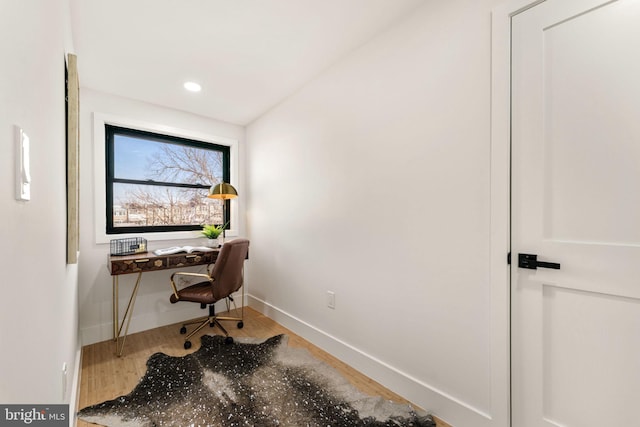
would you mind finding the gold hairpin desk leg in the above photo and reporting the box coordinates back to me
[114,271,143,357]
[113,276,118,341]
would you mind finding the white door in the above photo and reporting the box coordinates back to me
[511,0,640,426]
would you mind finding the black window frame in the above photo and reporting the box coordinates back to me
[105,124,231,235]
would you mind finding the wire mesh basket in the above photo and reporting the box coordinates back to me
[110,237,148,256]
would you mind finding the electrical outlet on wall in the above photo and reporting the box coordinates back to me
[327,291,335,309]
[62,362,68,399]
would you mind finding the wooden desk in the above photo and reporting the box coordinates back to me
[108,249,219,356]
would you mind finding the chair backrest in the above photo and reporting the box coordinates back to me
[210,238,249,301]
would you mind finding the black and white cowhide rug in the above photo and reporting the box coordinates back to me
[78,334,435,427]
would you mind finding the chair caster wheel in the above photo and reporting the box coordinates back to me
[184,341,192,350]
[180,326,187,334]
[224,336,234,344]
[237,321,244,329]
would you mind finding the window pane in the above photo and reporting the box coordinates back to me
[112,183,224,228]
[106,125,231,234]
[114,134,224,186]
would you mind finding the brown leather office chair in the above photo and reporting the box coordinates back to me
[169,238,249,349]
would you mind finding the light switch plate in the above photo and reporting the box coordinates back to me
[15,125,31,201]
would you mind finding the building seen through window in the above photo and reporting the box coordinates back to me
[105,125,231,234]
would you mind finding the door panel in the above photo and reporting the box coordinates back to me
[542,1,640,246]
[511,0,640,426]
[542,287,640,426]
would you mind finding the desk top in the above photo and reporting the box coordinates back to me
[108,249,219,275]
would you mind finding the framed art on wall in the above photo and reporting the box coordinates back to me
[66,53,79,264]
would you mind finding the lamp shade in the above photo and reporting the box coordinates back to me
[207,182,238,199]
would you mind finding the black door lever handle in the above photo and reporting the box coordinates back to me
[518,253,560,270]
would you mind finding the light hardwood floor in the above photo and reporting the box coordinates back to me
[76,307,451,427]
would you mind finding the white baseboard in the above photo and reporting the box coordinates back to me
[247,294,492,427]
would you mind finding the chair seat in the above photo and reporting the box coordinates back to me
[170,281,216,304]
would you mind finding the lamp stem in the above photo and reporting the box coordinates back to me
[221,199,226,245]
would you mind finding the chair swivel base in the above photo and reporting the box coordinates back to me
[179,315,243,349]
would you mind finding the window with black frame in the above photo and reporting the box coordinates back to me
[105,125,231,234]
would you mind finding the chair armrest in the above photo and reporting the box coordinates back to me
[169,271,213,300]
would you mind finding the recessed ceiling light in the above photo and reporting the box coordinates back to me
[183,81,202,92]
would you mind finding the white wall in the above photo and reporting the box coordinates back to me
[0,0,78,404]
[246,1,503,426]
[77,89,246,345]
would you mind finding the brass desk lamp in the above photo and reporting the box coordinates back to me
[207,182,237,243]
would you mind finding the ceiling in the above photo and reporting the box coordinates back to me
[69,0,425,126]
